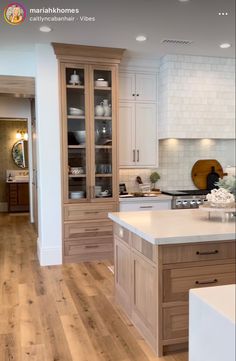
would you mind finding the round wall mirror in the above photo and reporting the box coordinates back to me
[12,140,28,168]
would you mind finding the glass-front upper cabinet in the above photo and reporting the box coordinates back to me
[91,67,115,200]
[63,65,89,202]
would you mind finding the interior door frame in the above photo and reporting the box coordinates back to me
[0,75,37,228]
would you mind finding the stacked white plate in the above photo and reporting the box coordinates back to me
[70,191,85,199]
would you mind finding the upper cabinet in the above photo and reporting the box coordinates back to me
[120,72,157,102]
[119,69,158,168]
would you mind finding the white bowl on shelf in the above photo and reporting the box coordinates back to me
[69,107,84,116]
[70,191,85,199]
[73,131,86,144]
[95,80,109,87]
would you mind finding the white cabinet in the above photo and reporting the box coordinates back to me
[119,102,157,167]
[119,198,172,212]
[119,72,157,102]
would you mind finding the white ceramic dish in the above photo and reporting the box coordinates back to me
[69,107,84,116]
[70,191,85,199]
[73,130,86,144]
[95,80,109,87]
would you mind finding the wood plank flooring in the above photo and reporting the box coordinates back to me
[0,214,188,361]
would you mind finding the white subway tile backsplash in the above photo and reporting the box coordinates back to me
[119,139,235,192]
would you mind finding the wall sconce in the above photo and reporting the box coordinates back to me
[16,130,28,140]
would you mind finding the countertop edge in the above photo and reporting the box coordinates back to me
[108,212,235,245]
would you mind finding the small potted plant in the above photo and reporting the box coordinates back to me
[150,171,160,191]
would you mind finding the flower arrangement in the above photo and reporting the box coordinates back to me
[206,188,235,208]
[215,175,236,197]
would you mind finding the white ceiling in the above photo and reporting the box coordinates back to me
[1,0,235,59]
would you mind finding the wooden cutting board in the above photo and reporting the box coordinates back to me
[191,159,224,190]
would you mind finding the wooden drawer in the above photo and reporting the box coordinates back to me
[114,224,130,244]
[163,263,236,302]
[65,241,113,257]
[64,221,113,240]
[132,233,156,263]
[161,241,235,264]
[163,306,188,341]
[9,184,17,191]
[64,203,117,221]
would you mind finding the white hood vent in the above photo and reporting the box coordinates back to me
[161,39,193,45]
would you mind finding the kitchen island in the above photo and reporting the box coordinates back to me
[108,209,236,356]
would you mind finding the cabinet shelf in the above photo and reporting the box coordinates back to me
[94,86,111,91]
[66,85,85,89]
[68,174,86,178]
[95,145,112,149]
[67,115,85,119]
[95,174,112,177]
[68,145,86,149]
[94,116,112,120]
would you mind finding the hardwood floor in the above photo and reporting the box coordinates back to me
[0,214,188,361]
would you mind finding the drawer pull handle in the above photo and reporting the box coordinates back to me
[139,206,153,209]
[196,250,218,256]
[85,245,99,249]
[85,211,99,214]
[85,228,99,232]
[195,279,218,285]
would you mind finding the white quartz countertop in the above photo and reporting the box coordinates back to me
[190,285,235,324]
[119,194,172,202]
[108,209,235,245]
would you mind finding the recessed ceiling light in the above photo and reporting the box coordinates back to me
[220,43,231,49]
[218,12,229,15]
[136,35,147,42]
[39,26,52,33]
[178,0,190,2]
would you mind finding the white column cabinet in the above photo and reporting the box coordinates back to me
[119,102,157,167]
[119,70,158,168]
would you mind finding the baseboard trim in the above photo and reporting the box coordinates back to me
[37,237,62,266]
[0,202,8,212]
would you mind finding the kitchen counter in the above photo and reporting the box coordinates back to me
[109,209,235,245]
[119,194,172,202]
[189,284,236,361]
[6,179,29,183]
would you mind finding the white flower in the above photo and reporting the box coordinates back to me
[206,188,235,204]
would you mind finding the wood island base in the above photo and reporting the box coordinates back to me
[113,223,236,357]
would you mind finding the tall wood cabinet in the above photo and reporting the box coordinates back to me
[53,43,125,263]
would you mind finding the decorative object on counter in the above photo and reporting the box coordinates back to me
[150,171,160,191]
[206,166,220,190]
[191,159,224,189]
[68,107,84,116]
[95,78,108,87]
[119,183,128,195]
[8,173,13,182]
[70,167,84,175]
[136,176,143,184]
[215,175,236,197]
[69,70,80,85]
[206,188,235,208]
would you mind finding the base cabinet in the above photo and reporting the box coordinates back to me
[8,182,29,213]
[113,224,236,357]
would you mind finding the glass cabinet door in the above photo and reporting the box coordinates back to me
[64,65,89,201]
[91,67,115,200]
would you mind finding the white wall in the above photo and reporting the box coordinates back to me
[159,54,235,139]
[0,50,35,77]
[35,44,62,266]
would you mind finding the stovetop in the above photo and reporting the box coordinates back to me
[162,189,210,196]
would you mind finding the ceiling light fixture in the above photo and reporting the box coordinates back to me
[136,35,147,42]
[220,43,231,49]
[39,26,52,33]
[178,0,190,2]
